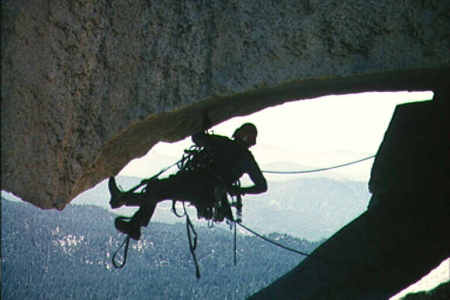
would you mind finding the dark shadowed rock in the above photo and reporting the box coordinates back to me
[249,92,450,299]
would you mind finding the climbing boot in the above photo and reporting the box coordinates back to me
[115,217,141,241]
[109,177,126,209]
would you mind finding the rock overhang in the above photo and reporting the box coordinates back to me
[1,0,449,210]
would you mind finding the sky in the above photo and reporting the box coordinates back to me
[119,91,433,182]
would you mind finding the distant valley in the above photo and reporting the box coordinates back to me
[70,172,371,241]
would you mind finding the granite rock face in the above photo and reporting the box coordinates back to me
[1,0,449,210]
[250,91,450,299]
[2,1,450,299]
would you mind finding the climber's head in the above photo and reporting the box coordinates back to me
[233,123,257,148]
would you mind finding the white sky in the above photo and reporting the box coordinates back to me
[120,91,433,182]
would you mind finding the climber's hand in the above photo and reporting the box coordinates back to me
[228,186,242,196]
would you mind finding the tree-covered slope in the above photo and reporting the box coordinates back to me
[1,198,320,299]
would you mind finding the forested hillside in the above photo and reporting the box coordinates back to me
[1,199,320,299]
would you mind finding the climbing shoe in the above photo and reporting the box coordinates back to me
[115,217,141,241]
[109,177,125,209]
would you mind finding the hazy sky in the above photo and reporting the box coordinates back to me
[120,91,433,182]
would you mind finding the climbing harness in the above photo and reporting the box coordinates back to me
[176,144,243,224]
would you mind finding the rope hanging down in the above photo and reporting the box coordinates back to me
[112,234,131,268]
[183,202,201,279]
[236,223,311,257]
[262,155,375,174]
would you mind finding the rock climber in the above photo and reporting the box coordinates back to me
[108,117,267,240]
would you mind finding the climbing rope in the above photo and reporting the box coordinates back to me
[112,235,131,269]
[233,221,237,265]
[183,202,201,279]
[236,222,312,257]
[262,155,375,174]
[171,200,186,218]
[128,161,180,193]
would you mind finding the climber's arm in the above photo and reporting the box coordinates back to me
[230,157,267,195]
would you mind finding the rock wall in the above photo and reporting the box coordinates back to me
[2,1,449,298]
[2,0,449,209]
[249,89,450,299]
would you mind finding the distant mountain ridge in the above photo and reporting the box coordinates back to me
[69,174,370,241]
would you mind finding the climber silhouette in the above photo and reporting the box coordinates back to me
[108,114,267,240]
